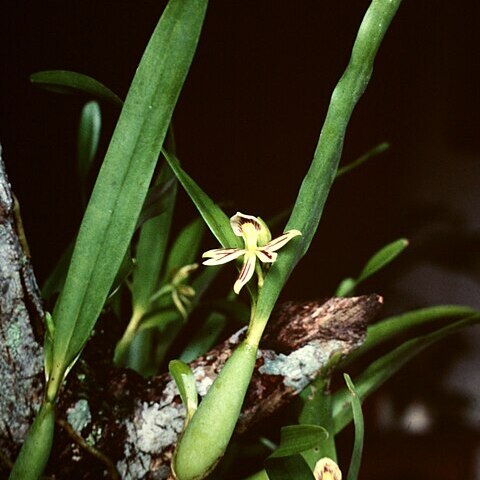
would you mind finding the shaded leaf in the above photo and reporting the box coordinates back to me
[344,374,364,480]
[30,70,123,106]
[169,359,198,422]
[265,455,314,480]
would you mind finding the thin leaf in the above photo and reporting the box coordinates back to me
[356,238,408,283]
[332,314,480,434]
[162,149,239,249]
[265,455,315,480]
[47,0,208,400]
[131,163,177,314]
[344,374,364,480]
[335,238,408,297]
[135,175,177,230]
[179,312,227,363]
[30,70,123,106]
[254,0,403,333]
[270,425,328,459]
[347,305,477,363]
[169,359,198,422]
[164,217,205,278]
[77,101,102,190]
[336,141,389,178]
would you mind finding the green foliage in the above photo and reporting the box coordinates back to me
[47,0,209,400]
[344,375,364,480]
[332,314,480,434]
[169,360,198,424]
[252,0,403,339]
[30,70,123,106]
[336,238,409,296]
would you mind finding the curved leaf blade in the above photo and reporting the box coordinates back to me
[30,70,123,106]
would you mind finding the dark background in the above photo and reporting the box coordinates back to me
[1,1,479,478]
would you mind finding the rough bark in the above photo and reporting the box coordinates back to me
[0,146,383,479]
[0,145,45,467]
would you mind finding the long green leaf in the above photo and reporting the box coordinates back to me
[336,141,389,178]
[132,163,177,314]
[164,217,205,278]
[47,0,208,401]
[254,0,403,333]
[30,70,123,106]
[332,314,480,434]
[179,312,226,363]
[344,374,364,480]
[336,238,408,296]
[163,150,239,249]
[347,305,477,363]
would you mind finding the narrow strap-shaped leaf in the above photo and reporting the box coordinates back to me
[270,425,328,458]
[356,238,408,283]
[163,149,239,249]
[179,312,226,363]
[336,141,389,179]
[254,0,403,330]
[164,217,205,278]
[347,304,477,363]
[344,374,364,480]
[335,238,408,296]
[332,314,480,434]
[48,0,208,400]
[30,70,123,106]
[131,163,177,314]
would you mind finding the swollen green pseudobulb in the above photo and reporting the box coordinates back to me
[173,340,257,480]
[9,402,55,480]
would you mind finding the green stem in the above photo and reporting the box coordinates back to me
[113,308,145,366]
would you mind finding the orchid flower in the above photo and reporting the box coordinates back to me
[313,458,342,480]
[202,212,301,294]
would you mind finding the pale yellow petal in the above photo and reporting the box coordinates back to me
[202,248,245,265]
[263,229,302,252]
[255,249,278,263]
[233,252,256,294]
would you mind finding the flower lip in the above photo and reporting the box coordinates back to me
[230,212,263,237]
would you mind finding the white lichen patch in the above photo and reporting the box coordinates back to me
[258,340,346,391]
[117,396,186,480]
[192,366,214,397]
[67,399,92,434]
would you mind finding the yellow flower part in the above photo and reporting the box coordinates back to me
[202,212,301,294]
[313,457,342,480]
